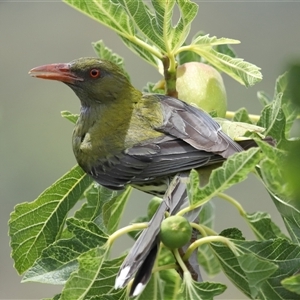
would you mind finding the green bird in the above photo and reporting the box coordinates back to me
[29,57,270,296]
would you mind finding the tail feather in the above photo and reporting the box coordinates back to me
[237,136,276,150]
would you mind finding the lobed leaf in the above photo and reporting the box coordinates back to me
[75,184,126,233]
[60,246,124,300]
[186,148,261,211]
[22,237,89,284]
[102,186,132,234]
[182,272,226,300]
[257,93,287,148]
[64,0,134,39]
[232,107,253,124]
[245,211,289,241]
[282,274,300,295]
[211,235,300,299]
[275,71,300,136]
[9,165,93,274]
[66,218,108,248]
[179,34,262,86]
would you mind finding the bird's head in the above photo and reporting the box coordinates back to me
[29,57,132,106]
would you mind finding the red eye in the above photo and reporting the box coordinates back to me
[90,69,100,78]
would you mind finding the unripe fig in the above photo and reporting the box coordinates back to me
[159,216,192,249]
[176,62,227,117]
[147,196,163,219]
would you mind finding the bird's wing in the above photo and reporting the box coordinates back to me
[151,94,243,158]
[90,135,224,190]
[90,95,242,190]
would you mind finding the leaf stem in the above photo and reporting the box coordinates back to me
[183,236,239,261]
[153,263,178,273]
[225,110,260,123]
[108,222,148,246]
[190,222,218,236]
[130,36,164,60]
[217,193,246,217]
[176,198,208,217]
[173,248,189,273]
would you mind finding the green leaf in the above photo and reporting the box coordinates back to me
[137,272,164,300]
[159,270,183,300]
[98,289,128,300]
[211,239,252,297]
[238,239,300,300]
[215,118,265,140]
[66,218,108,248]
[288,63,300,106]
[197,243,220,277]
[22,237,89,284]
[257,93,286,148]
[212,237,300,299]
[256,140,288,196]
[184,34,262,86]
[255,141,300,243]
[43,294,61,300]
[177,47,202,65]
[197,202,221,276]
[265,190,300,245]
[199,201,215,229]
[63,0,162,68]
[187,169,200,205]
[181,272,226,300]
[282,274,300,295]
[192,34,240,47]
[75,184,121,232]
[187,148,261,210]
[153,0,198,52]
[64,0,134,40]
[118,0,197,53]
[232,107,253,124]
[275,71,299,136]
[219,227,245,240]
[257,91,272,107]
[9,165,93,274]
[120,35,161,68]
[143,82,165,94]
[284,140,300,201]
[178,31,236,66]
[61,110,79,124]
[237,253,278,299]
[214,43,237,58]
[102,186,132,234]
[245,211,289,241]
[92,40,130,79]
[60,245,118,300]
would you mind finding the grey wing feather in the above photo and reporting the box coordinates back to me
[153,94,243,158]
[90,135,224,189]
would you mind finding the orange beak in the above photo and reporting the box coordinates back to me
[28,63,83,84]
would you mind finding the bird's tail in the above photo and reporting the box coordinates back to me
[237,136,276,150]
[115,172,201,297]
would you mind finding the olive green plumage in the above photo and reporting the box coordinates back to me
[53,57,242,195]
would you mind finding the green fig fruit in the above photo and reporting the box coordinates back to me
[159,216,192,249]
[147,196,163,219]
[176,62,227,117]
